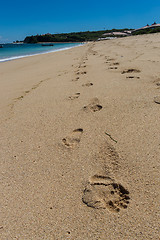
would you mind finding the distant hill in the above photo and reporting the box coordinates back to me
[132,23,160,35]
[23,29,132,43]
[23,24,160,43]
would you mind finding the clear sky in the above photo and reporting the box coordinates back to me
[0,0,160,43]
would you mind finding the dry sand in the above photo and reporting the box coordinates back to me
[0,33,160,239]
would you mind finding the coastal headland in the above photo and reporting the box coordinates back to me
[0,33,160,239]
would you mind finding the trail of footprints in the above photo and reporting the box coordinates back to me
[62,47,130,213]
[69,49,95,104]
[105,56,141,79]
[119,62,159,105]
[105,55,160,105]
[106,55,160,104]
[105,56,160,104]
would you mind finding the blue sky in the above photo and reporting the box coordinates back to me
[0,0,160,43]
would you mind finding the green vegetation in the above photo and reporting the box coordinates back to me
[23,26,160,43]
[132,27,160,35]
[24,29,132,43]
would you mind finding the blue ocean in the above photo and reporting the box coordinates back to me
[0,42,82,62]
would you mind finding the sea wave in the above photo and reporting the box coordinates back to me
[0,44,83,63]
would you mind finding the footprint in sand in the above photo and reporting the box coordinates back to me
[121,69,141,74]
[68,93,80,100]
[153,79,160,87]
[72,77,79,82]
[83,98,102,112]
[62,128,83,148]
[108,67,118,70]
[81,71,87,75]
[105,57,115,62]
[82,175,130,212]
[110,62,119,66]
[82,82,93,87]
[126,76,140,79]
[154,96,160,104]
[76,71,87,75]
[80,64,86,68]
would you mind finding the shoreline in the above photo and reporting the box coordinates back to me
[0,42,84,63]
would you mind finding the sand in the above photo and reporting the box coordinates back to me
[0,33,160,240]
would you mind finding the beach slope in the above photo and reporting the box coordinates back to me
[0,34,160,239]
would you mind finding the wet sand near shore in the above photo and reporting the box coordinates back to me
[0,33,160,239]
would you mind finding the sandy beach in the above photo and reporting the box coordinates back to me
[0,33,160,239]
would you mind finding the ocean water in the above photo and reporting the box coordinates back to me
[0,42,82,62]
